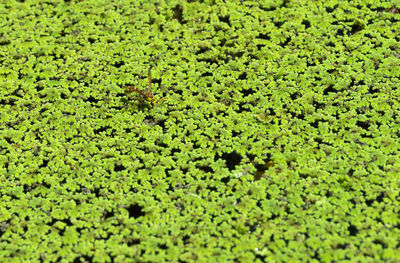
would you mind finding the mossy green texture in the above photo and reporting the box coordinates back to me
[1,0,400,262]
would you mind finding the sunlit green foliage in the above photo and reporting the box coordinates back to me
[1,0,400,262]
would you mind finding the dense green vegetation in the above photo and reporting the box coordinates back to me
[1,0,400,262]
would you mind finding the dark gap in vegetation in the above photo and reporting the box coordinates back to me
[127,203,145,219]
[94,125,112,135]
[226,50,245,59]
[247,221,259,234]
[194,46,210,55]
[356,106,370,114]
[73,255,93,263]
[113,61,125,68]
[302,19,311,29]
[336,28,345,36]
[92,186,101,197]
[306,60,316,67]
[171,87,183,97]
[158,243,168,250]
[110,105,124,110]
[197,165,213,173]
[218,15,230,26]
[347,224,358,236]
[207,185,217,192]
[196,57,218,65]
[325,190,332,197]
[356,120,370,130]
[326,41,335,48]
[221,176,230,184]
[279,36,291,48]
[326,69,336,74]
[286,109,304,120]
[355,80,365,86]
[3,136,13,144]
[290,92,302,100]
[248,153,273,181]
[151,75,162,89]
[238,72,247,80]
[114,163,126,172]
[10,87,23,97]
[309,120,319,129]
[23,183,36,193]
[231,130,240,137]
[373,238,388,248]
[311,249,321,261]
[216,151,242,171]
[239,88,255,99]
[86,95,99,104]
[280,0,290,8]
[315,138,323,145]
[298,173,308,179]
[256,44,265,50]
[182,234,190,244]
[201,72,213,77]
[376,192,384,203]
[88,37,96,44]
[171,147,181,155]
[255,254,266,262]
[172,4,185,24]
[157,141,168,148]
[350,20,365,35]
[326,4,338,13]
[257,32,270,40]
[323,85,335,95]
[0,39,10,45]
[102,209,115,221]
[39,159,49,169]
[127,238,141,246]
[349,78,355,88]
[0,97,17,106]
[367,85,380,95]
[273,20,285,28]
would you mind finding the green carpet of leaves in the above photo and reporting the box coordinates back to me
[1,0,400,262]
